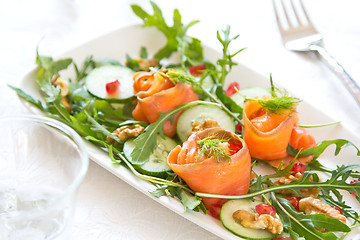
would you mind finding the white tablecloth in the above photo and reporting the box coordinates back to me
[1,0,360,239]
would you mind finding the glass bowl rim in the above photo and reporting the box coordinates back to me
[0,114,89,218]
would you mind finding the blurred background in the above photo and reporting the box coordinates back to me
[0,0,359,239]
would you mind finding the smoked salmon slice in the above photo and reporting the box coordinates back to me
[243,100,316,168]
[289,125,316,151]
[132,70,199,137]
[243,100,297,161]
[167,127,251,219]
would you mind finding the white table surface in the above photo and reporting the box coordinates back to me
[1,0,360,239]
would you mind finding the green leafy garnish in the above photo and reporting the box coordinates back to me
[248,75,302,114]
[255,95,301,114]
[214,84,243,117]
[125,54,141,72]
[8,85,45,110]
[287,138,360,160]
[176,188,205,212]
[215,25,245,85]
[196,136,230,162]
[196,26,245,86]
[131,1,203,66]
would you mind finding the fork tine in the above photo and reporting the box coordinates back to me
[298,0,313,26]
[280,0,293,28]
[290,0,302,25]
[272,0,285,32]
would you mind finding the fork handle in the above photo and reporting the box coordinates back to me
[310,45,360,105]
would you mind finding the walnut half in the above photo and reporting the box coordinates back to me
[276,172,321,198]
[51,75,71,112]
[299,197,346,224]
[107,124,144,144]
[191,119,220,133]
[232,210,283,234]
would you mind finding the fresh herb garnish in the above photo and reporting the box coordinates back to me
[247,75,302,114]
[216,26,246,85]
[202,25,245,86]
[196,136,231,162]
[131,1,203,67]
[255,95,301,114]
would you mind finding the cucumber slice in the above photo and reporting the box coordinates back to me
[123,135,177,177]
[85,65,135,102]
[220,199,274,240]
[176,104,235,142]
[230,87,271,108]
[200,76,215,92]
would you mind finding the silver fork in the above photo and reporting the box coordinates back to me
[273,0,360,105]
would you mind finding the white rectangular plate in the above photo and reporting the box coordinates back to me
[20,24,360,239]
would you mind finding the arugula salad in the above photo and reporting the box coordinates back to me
[11,1,360,239]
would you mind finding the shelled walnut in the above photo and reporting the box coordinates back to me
[191,119,220,133]
[299,197,346,224]
[232,210,283,234]
[51,75,71,112]
[275,172,321,198]
[107,124,144,144]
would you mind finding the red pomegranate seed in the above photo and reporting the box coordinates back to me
[272,237,292,240]
[255,203,276,217]
[350,179,359,197]
[332,206,343,215]
[189,64,206,76]
[286,197,301,211]
[291,163,306,176]
[225,82,240,97]
[106,80,120,95]
[236,123,242,134]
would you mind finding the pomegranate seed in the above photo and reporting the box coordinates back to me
[225,82,240,97]
[106,80,120,95]
[272,237,292,240]
[286,197,301,211]
[236,123,242,134]
[350,179,359,197]
[189,64,206,76]
[255,203,276,217]
[332,206,343,215]
[291,163,306,176]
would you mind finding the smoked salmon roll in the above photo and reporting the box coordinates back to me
[132,70,199,137]
[167,127,251,219]
[243,100,297,161]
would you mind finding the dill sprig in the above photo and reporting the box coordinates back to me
[256,95,301,114]
[248,75,302,114]
[196,136,231,162]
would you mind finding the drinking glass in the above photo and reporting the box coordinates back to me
[0,115,89,240]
